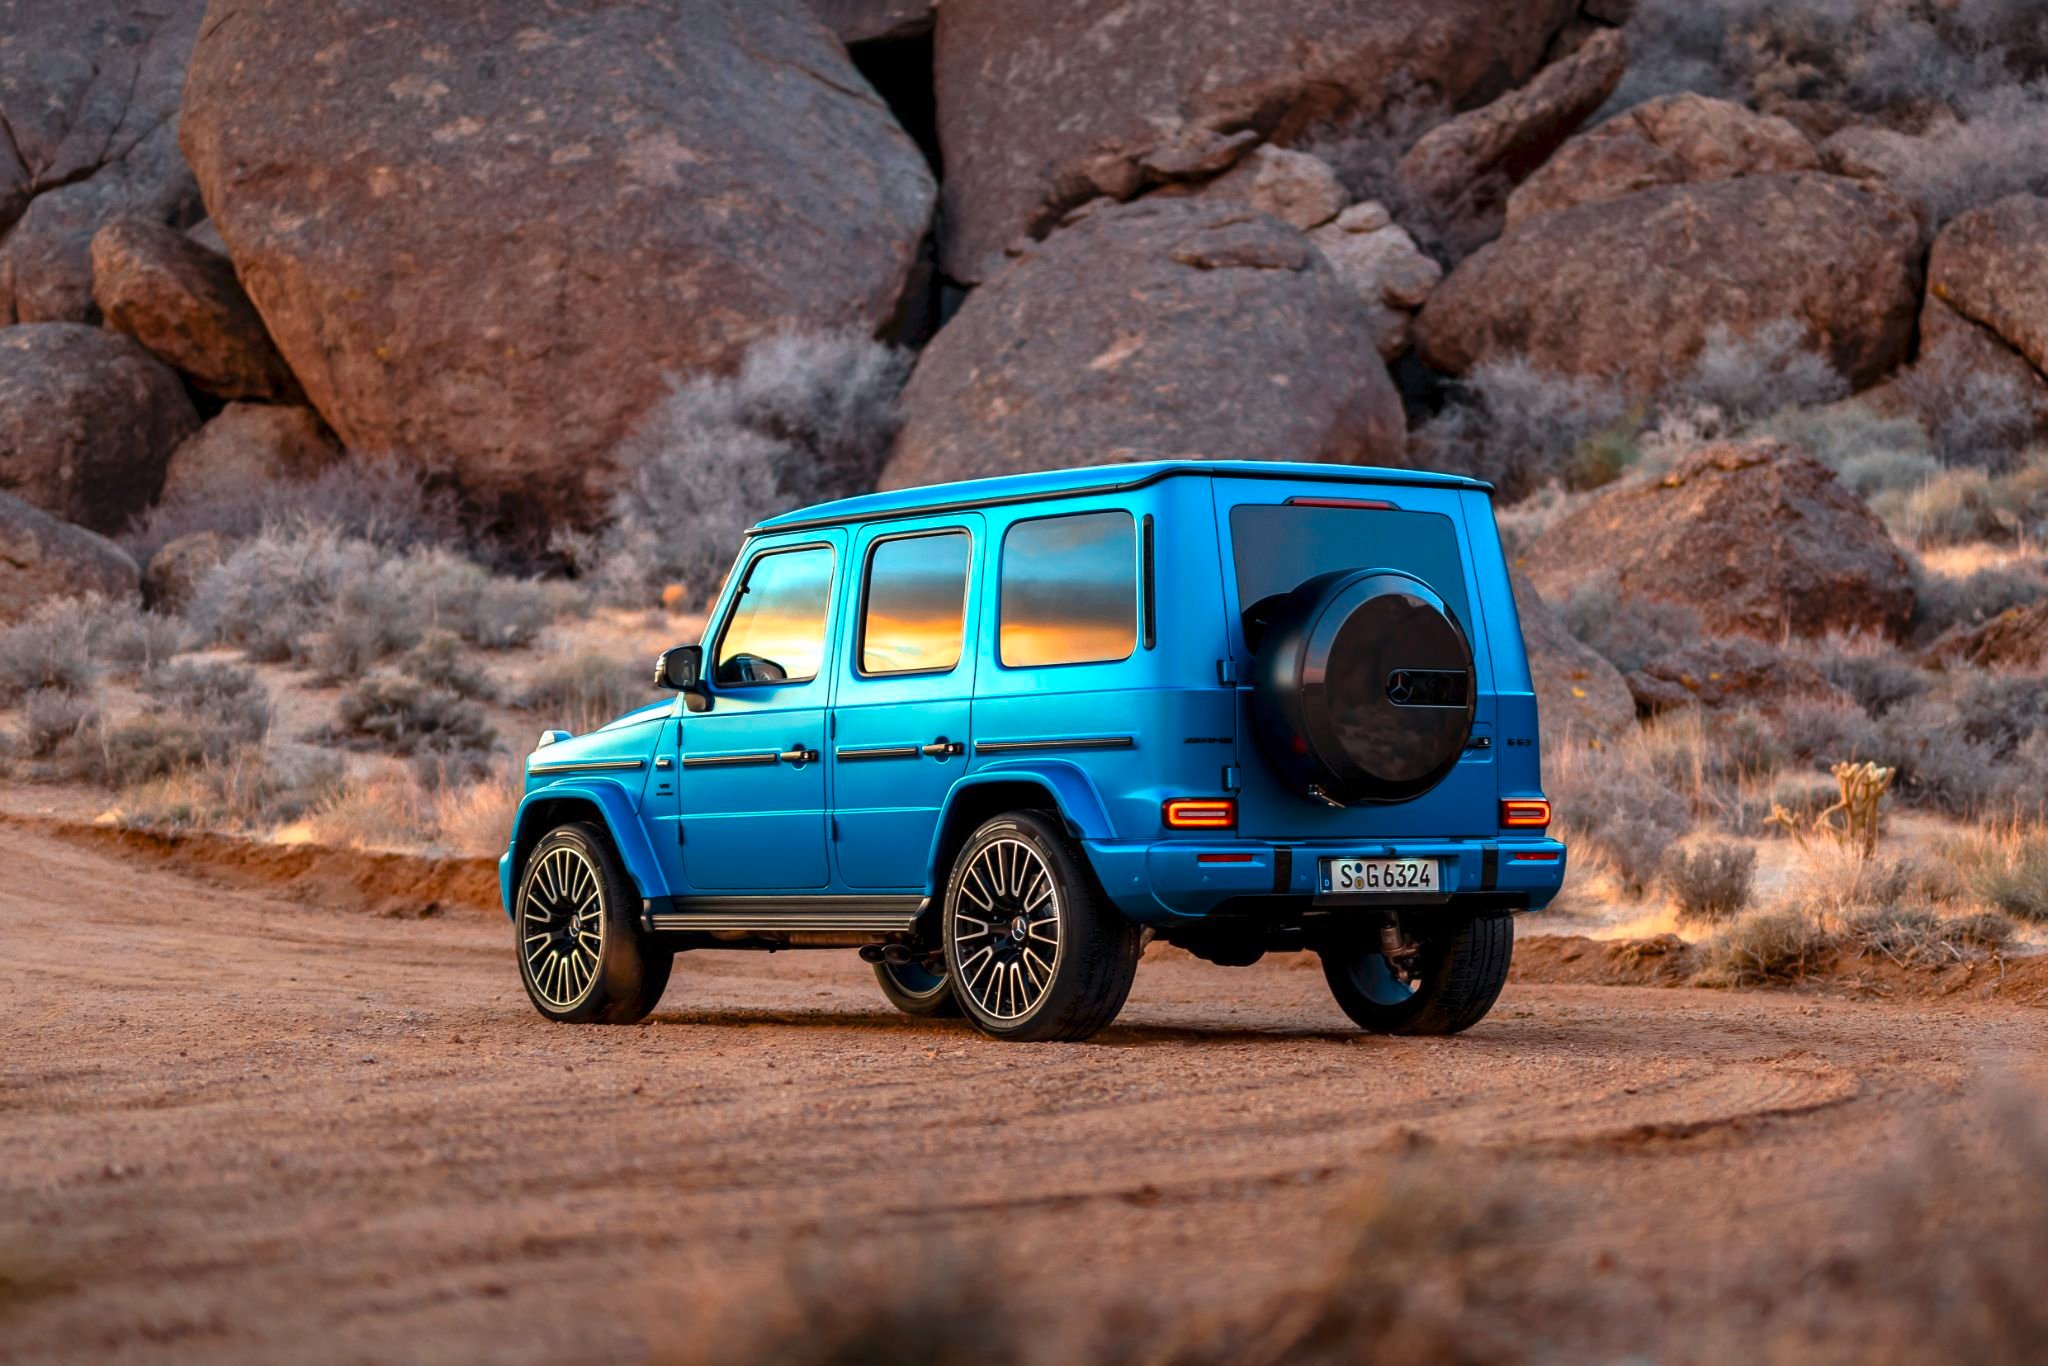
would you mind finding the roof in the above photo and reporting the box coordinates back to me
[751,459,1491,534]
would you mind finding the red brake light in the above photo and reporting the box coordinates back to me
[1164,798,1236,830]
[1286,496,1395,510]
[1196,852,1256,864]
[1501,798,1552,830]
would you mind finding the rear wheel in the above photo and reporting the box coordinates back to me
[942,811,1140,1042]
[873,958,960,1017]
[515,822,672,1024]
[1319,913,1513,1036]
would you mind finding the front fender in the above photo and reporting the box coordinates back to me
[503,779,664,918]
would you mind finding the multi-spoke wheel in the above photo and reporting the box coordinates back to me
[1319,913,1513,1036]
[514,822,672,1024]
[942,811,1139,1042]
[872,957,961,1018]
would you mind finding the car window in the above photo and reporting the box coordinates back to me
[999,510,1136,668]
[715,545,834,685]
[861,530,970,675]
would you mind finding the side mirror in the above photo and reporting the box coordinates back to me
[654,644,711,712]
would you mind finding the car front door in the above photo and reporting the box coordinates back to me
[677,534,842,892]
[830,517,980,890]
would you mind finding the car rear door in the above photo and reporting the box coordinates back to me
[829,515,981,890]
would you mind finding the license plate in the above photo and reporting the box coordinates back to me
[1319,857,1440,895]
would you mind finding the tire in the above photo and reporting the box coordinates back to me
[514,822,673,1024]
[942,811,1140,1043]
[1319,913,1513,1036]
[873,959,961,1018]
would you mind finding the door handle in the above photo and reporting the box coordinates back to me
[919,739,964,758]
[777,746,818,765]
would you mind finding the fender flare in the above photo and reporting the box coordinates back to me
[505,781,663,916]
[924,760,1116,886]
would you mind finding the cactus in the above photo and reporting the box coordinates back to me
[1766,761,1897,858]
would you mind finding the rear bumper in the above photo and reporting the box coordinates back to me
[1083,837,1566,925]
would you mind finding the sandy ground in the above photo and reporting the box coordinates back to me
[3,819,2045,1364]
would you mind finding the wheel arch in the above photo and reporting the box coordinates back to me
[925,764,1113,893]
[508,784,662,914]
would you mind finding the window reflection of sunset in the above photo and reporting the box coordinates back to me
[717,547,833,684]
[999,510,1136,668]
[861,533,969,675]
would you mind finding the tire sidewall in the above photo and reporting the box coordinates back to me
[515,822,666,1024]
[1320,914,1513,1036]
[873,959,960,1018]
[942,813,1104,1040]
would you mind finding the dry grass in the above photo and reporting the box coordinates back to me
[118,745,344,834]
[303,768,442,852]
[432,761,522,858]
[1949,823,2048,923]
[1662,840,1756,924]
[519,650,656,735]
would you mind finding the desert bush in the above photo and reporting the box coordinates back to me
[1888,81,2048,225]
[123,457,469,566]
[1907,557,2048,643]
[1838,902,2015,967]
[140,659,272,744]
[573,330,911,606]
[1692,906,1835,986]
[1663,840,1757,923]
[1800,637,1930,715]
[63,715,230,788]
[1409,358,1636,499]
[120,745,344,832]
[0,606,93,701]
[19,689,97,758]
[1896,348,2039,473]
[190,523,559,674]
[305,768,441,852]
[400,630,491,699]
[519,650,654,735]
[432,761,522,857]
[334,676,496,757]
[79,598,185,674]
[1664,321,1847,423]
[1763,401,1941,500]
[1559,573,1701,674]
[1548,736,1693,892]
[1962,830,2048,922]
[1885,456,2048,546]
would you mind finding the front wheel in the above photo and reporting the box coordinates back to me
[1319,913,1513,1036]
[515,822,673,1024]
[942,811,1140,1042]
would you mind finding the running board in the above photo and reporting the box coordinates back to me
[645,896,926,934]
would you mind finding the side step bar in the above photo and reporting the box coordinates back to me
[645,896,926,934]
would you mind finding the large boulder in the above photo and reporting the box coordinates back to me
[0,323,198,534]
[1509,570,1635,748]
[1522,438,1915,641]
[0,489,140,623]
[1395,27,1628,257]
[0,1,206,323]
[141,530,228,614]
[180,0,936,532]
[933,0,1582,283]
[1306,202,1443,359]
[882,200,1405,490]
[1924,600,2048,673]
[1180,146,1346,231]
[1505,94,1819,230]
[1927,195,2048,382]
[90,217,299,400]
[159,404,341,505]
[1418,173,1922,393]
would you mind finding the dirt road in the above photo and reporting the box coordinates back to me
[3,821,2043,1363]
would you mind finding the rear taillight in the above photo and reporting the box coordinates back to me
[1501,798,1551,830]
[1164,798,1236,830]
[1285,496,1395,510]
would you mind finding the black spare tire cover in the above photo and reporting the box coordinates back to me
[1249,569,1475,805]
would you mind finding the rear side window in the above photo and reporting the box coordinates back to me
[1230,502,1471,642]
[999,510,1136,668]
[860,530,971,675]
[715,545,834,685]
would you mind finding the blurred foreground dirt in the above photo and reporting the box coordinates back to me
[3,819,2044,1363]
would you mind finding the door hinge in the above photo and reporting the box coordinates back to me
[830,713,838,738]
[1217,658,1239,685]
[1223,764,1241,792]
[676,822,685,845]
[830,816,840,841]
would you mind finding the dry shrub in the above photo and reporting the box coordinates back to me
[120,745,344,833]
[1895,345,2039,473]
[0,605,93,701]
[1762,401,1941,502]
[1662,320,1848,422]
[1409,358,1636,499]
[519,650,655,735]
[1559,573,1700,674]
[306,768,440,851]
[573,330,911,607]
[1908,557,2048,643]
[1955,827,2048,922]
[1882,455,2048,547]
[122,456,468,566]
[1692,905,1835,986]
[1839,902,2015,967]
[399,629,491,700]
[333,676,496,757]
[142,659,272,744]
[1662,840,1757,923]
[1548,738,1691,894]
[432,762,521,858]
[20,689,95,758]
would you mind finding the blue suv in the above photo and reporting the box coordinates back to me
[502,460,1564,1041]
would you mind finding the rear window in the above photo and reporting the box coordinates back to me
[1229,502,1471,640]
[999,510,1136,667]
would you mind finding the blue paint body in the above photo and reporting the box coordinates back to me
[500,461,1565,926]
